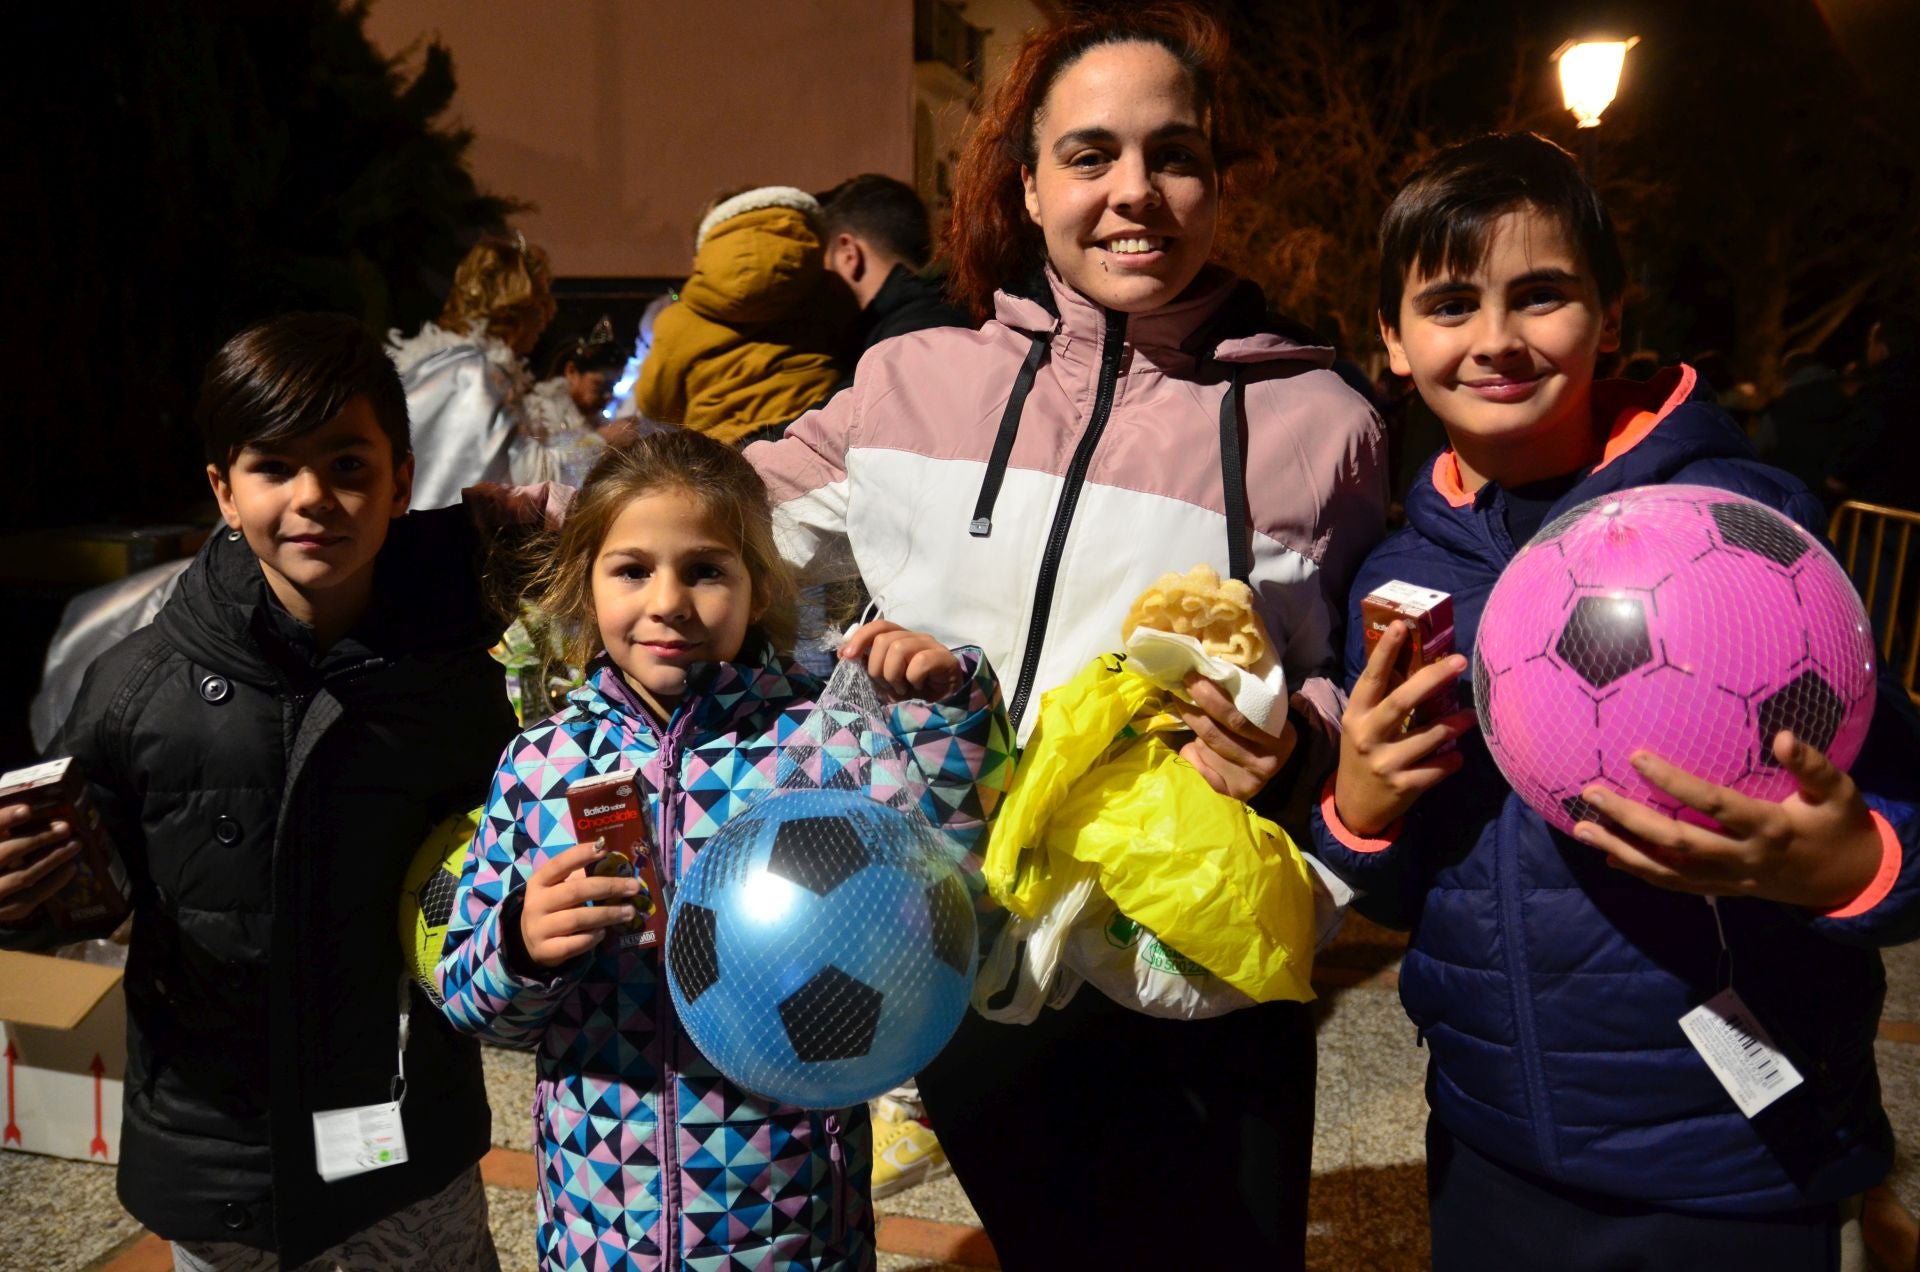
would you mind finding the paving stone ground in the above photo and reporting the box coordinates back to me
[9,921,1919,1272]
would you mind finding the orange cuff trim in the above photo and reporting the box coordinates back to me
[1319,775,1401,854]
[1825,812,1903,920]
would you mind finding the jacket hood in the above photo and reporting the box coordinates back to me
[569,635,814,742]
[154,529,282,687]
[154,509,498,688]
[991,265,1335,372]
[681,203,827,327]
[1404,364,1755,556]
[694,186,820,251]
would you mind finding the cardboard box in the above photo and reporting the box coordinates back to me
[0,524,207,586]
[0,948,124,1163]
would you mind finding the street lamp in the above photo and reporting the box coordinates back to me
[1554,37,1638,179]
[1554,37,1638,129]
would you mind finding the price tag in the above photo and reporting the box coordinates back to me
[1678,987,1804,1119]
[312,1101,409,1182]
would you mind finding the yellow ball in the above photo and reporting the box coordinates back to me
[399,809,483,1003]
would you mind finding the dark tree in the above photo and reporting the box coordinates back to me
[1607,0,1918,395]
[1212,0,1917,390]
[1220,0,1461,351]
[4,1,516,531]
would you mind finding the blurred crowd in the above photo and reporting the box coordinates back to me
[1376,315,1920,524]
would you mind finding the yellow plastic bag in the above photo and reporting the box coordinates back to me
[983,652,1317,1005]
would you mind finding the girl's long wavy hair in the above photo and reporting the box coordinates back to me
[943,2,1260,319]
[439,234,557,346]
[522,429,799,674]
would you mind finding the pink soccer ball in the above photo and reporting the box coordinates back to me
[1472,485,1877,836]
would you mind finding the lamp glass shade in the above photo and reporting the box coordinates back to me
[1556,39,1636,128]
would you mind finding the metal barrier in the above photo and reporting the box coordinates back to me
[1829,500,1920,704]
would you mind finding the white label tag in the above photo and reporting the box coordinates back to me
[312,1101,409,1182]
[1678,987,1805,1119]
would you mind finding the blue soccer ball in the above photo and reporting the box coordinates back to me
[665,787,977,1109]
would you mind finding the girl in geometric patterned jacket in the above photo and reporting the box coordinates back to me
[433,427,1015,1272]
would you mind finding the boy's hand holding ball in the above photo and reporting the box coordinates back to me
[839,621,962,701]
[520,842,645,968]
[1573,734,1885,911]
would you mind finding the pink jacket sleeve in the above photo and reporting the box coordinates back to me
[746,379,863,585]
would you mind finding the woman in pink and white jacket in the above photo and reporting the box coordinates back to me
[746,6,1385,1269]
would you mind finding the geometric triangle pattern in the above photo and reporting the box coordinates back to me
[433,642,1005,1268]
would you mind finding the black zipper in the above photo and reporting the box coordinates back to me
[1006,307,1128,731]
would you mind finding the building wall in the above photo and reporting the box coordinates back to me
[364,0,916,278]
[912,0,1045,233]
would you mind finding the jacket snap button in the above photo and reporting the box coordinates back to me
[213,816,242,845]
[199,675,231,704]
[221,1201,248,1230]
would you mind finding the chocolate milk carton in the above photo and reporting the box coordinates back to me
[0,758,130,933]
[1360,581,1458,735]
[565,769,666,949]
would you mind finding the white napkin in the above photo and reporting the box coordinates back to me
[1122,627,1289,736]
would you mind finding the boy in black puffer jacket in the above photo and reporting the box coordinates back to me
[0,314,525,1269]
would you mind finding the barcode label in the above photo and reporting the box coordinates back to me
[1678,987,1804,1118]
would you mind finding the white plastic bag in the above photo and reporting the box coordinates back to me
[971,872,1097,1024]
[1063,898,1256,1020]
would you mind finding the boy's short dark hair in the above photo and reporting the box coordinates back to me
[197,312,410,472]
[1378,132,1626,329]
[818,174,935,269]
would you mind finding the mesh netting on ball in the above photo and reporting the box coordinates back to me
[665,786,976,1109]
[1472,485,1876,836]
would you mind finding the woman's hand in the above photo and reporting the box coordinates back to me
[1172,675,1297,804]
[519,842,642,968]
[1572,732,1885,910]
[1332,620,1476,837]
[0,801,81,924]
[840,621,963,701]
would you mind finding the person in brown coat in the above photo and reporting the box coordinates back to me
[638,186,855,446]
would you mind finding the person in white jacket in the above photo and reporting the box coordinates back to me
[746,6,1385,1268]
[388,233,556,509]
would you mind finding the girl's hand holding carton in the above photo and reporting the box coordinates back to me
[517,841,646,969]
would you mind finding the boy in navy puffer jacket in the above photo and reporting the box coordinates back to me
[1312,132,1920,1270]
